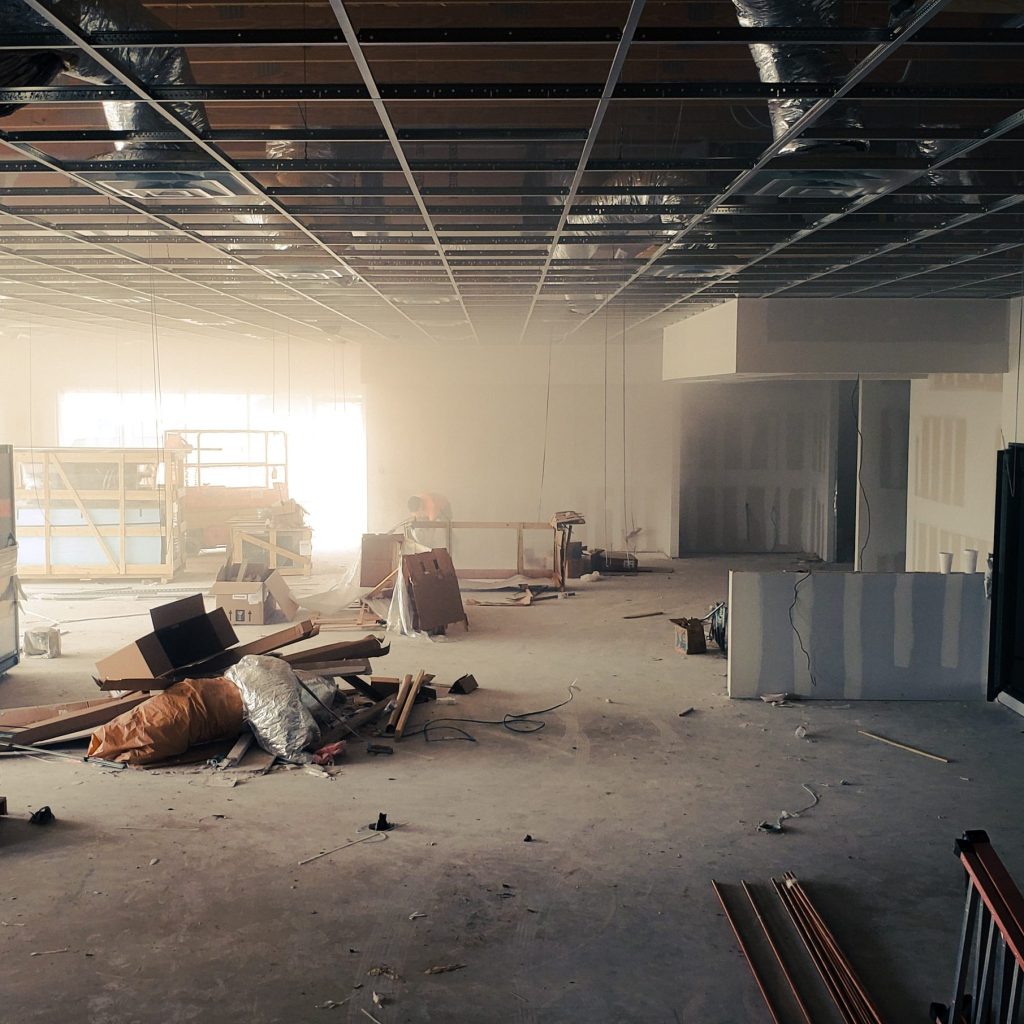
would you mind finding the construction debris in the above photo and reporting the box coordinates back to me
[857,729,950,764]
[210,563,299,626]
[715,874,886,1024]
[670,617,707,655]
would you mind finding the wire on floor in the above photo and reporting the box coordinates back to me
[404,683,579,743]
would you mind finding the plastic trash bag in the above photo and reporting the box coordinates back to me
[87,677,243,765]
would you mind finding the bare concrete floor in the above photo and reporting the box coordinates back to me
[1,555,1021,1024]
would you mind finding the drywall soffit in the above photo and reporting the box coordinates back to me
[662,297,1011,382]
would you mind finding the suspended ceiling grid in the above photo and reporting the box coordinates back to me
[0,0,1021,345]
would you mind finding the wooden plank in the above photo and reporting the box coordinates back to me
[219,730,254,768]
[385,674,414,735]
[291,660,372,676]
[49,453,118,569]
[318,697,390,746]
[341,675,388,702]
[0,698,116,729]
[281,635,388,666]
[5,694,150,746]
[394,670,426,739]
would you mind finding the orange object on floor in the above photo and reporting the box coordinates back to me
[87,677,243,766]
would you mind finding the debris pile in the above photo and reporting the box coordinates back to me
[0,593,476,773]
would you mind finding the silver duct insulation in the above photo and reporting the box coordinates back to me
[556,172,695,263]
[0,0,208,142]
[730,0,862,152]
[226,655,321,762]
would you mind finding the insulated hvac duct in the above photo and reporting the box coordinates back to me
[730,0,863,153]
[0,0,208,143]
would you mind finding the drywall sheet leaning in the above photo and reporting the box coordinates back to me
[728,571,988,700]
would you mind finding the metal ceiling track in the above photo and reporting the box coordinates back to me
[329,0,480,343]
[2,26,1021,48]
[562,0,958,339]
[18,0,448,344]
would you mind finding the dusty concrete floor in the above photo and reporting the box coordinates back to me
[1,555,1021,1024]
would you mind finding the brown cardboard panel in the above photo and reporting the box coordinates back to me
[264,570,300,621]
[211,564,299,625]
[0,698,124,729]
[95,597,238,685]
[9,694,152,745]
[403,549,467,633]
[361,533,402,588]
[149,593,206,631]
[281,634,388,666]
[160,619,319,679]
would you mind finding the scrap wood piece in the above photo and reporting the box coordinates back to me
[318,697,390,746]
[3,694,151,747]
[0,698,120,729]
[281,635,389,667]
[292,660,372,677]
[394,671,427,739]
[217,729,254,769]
[385,674,414,736]
[449,674,478,695]
[623,611,665,620]
[424,964,467,975]
[857,729,950,764]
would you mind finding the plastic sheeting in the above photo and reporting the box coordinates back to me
[88,677,243,765]
[226,655,320,762]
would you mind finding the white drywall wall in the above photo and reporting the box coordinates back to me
[677,380,837,558]
[904,373,1004,572]
[662,301,738,380]
[728,570,988,700]
[362,332,681,557]
[856,380,910,572]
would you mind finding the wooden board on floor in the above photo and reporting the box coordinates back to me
[6,694,151,746]
[0,698,122,729]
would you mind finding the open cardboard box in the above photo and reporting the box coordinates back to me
[94,593,316,690]
[210,562,300,625]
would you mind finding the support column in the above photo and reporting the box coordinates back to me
[855,380,910,571]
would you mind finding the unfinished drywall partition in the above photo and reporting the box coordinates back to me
[905,374,1003,572]
[728,570,988,700]
[361,331,680,558]
[677,380,837,558]
[0,325,366,552]
[856,380,910,572]
[663,298,1011,381]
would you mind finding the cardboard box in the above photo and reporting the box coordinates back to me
[210,562,299,625]
[95,593,238,685]
[403,549,467,633]
[360,533,402,588]
[670,617,707,655]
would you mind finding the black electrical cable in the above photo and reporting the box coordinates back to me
[788,571,816,687]
[704,601,728,653]
[404,685,578,743]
